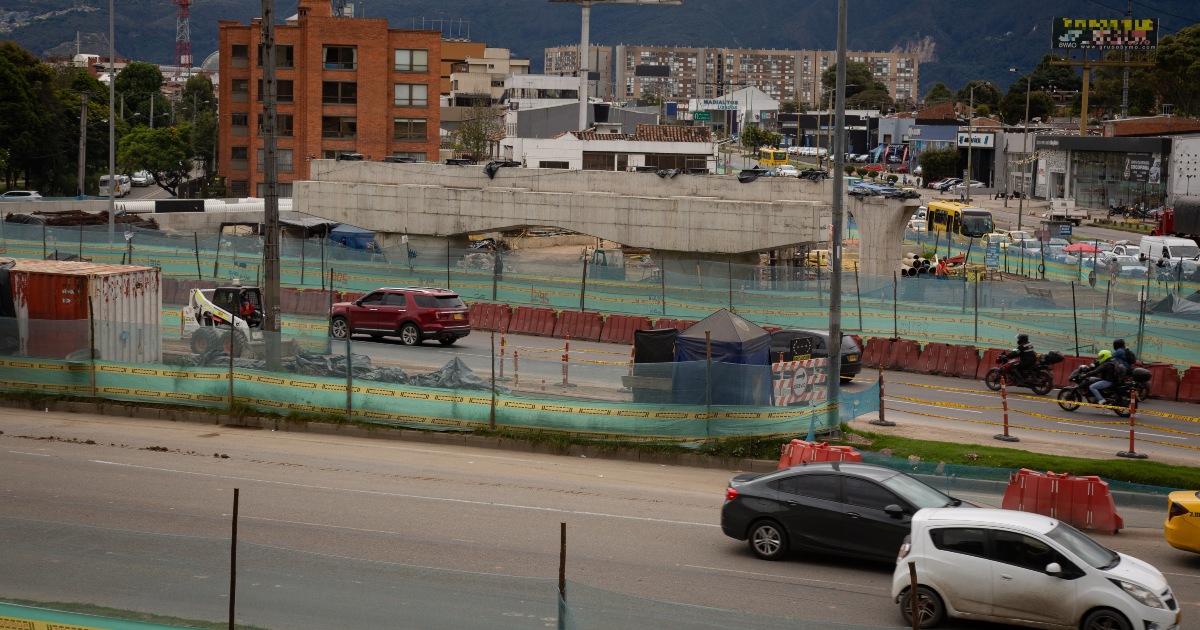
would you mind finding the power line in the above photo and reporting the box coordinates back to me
[1130,0,1199,24]
[1085,0,1183,34]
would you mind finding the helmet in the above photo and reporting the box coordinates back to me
[1113,338,1126,349]
[1016,334,1029,344]
[1097,350,1112,363]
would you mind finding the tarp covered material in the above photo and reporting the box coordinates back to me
[330,224,377,250]
[673,309,770,364]
[1148,292,1200,319]
[1172,196,1200,235]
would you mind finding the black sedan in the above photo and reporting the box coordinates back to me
[769,329,862,383]
[720,462,965,563]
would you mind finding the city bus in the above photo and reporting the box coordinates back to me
[757,148,789,168]
[926,200,994,238]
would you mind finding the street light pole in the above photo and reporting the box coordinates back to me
[107,0,115,243]
[965,87,974,204]
[77,93,88,198]
[1012,69,1033,232]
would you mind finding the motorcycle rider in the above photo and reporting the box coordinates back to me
[1084,350,1123,407]
[1001,333,1037,380]
[1112,338,1137,370]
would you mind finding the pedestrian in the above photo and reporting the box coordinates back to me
[958,189,965,202]
[935,257,948,280]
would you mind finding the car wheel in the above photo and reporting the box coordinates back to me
[840,376,853,384]
[330,316,350,340]
[747,520,788,561]
[1081,608,1131,630]
[898,585,945,628]
[1057,388,1081,412]
[400,322,421,346]
[983,368,1003,391]
[439,335,457,346]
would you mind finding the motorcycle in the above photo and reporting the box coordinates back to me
[984,350,1061,396]
[1056,365,1151,417]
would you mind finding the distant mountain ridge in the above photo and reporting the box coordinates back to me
[10,0,1198,96]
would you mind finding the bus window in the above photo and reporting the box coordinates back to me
[960,210,993,237]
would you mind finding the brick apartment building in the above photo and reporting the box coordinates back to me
[554,45,917,107]
[217,0,441,197]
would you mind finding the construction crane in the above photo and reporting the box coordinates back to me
[174,0,192,78]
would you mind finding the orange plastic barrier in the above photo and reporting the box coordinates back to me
[976,348,1007,380]
[1001,469,1123,533]
[916,342,950,374]
[161,277,179,305]
[1177,367,1200,403]
[1143,363,1179,401]
[942,345,979,379]
[280,289,300,314]
[507,306,557,337]
[883,339,920,371]
[598,314,652,345]
[1054,355,1094,389]
[468,302,493,330]
[776,439,863,470]
[653,318,697,332]
[862,337,894,368]
[553,310,603,342]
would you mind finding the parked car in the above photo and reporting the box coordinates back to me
[894,508,1180,630]
[932,178,962,192]
[908,219,928,234]
[1044,237,1072,260]
[1082,255,1146,279]
[131,171,154,186]
[948,180,985,193]
[721,462,967,563]
[1165,490,1200,554]
[768,328,862,383]
[328,287,470,346]
[1011,239,1044,258]
[0,190,41,200]
[773,164,800,178]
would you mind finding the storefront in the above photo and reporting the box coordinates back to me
[1032,136,1171,210]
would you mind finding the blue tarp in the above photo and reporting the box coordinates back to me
[674,309,770,364]
[671,310,772,405]
[330,224,376,250]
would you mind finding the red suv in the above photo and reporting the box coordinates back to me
[329,287,470,346]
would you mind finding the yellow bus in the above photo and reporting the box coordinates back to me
[927,200,994,238]
[757,148,789,168]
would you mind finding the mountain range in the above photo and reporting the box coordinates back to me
[6,0,1199,97]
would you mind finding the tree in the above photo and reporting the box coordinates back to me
[779,100,799,114]
[956,80,1002,112]
[0,42,72,194]
[821,62,894,111]
[1151,23,1200,116]
[999,89,1057,125]
[118,125,193,196]
[739,125,779,151]
[924,82,953,104]
[452,99,504,162]
[114,61,169,128]
[177,74,216,125]
[919,147,959,183]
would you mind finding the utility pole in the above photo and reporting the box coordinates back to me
[965,87,974,204]
[107,0,115,243]
[77,93,88,197]
[827,0,847,427]
[1050,56,1153,137]
[1121,0,1131,119]
[261,0,282,369]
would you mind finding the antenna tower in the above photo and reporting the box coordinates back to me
[175,0,192,77]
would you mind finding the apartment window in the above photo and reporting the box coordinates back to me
[258,114,294,137]
[322,116,357,139]
[324,46,357,70]
[230,180,249,197]
[258,44,294,68]
[539,161,569,169]
[322,150,343,159]
[394,48,429,72]
[231,45,249,69]
[257,183,294,197]
[323,81,357,104]
[231,146,248,169]
[394,83,428,107]
[257,148,294,173]
[231,79,249,103]
[393,117,427,142]
[231,113,249,137]
[257,79,294,103]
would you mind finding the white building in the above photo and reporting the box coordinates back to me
[685,86,778,136]
[502,124,716,172]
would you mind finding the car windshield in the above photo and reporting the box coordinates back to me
[1046,522,1119,569]
[1174,245,1200,258]
[880,472,955,509]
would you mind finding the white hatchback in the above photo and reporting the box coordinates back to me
[893,508,1180,630]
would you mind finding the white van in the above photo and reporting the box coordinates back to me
[1139,235,1200,273]
[98,174,131,198]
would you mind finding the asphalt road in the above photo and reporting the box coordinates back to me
[1,409,1197,630]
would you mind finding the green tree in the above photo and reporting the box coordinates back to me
[177,74,216,126]
[1151,23,1200,116]
[114,61,169,129]
[956,80,1002,112]
[924,82,953,104]
[118,125,193,196]
[452,99,504,162]
[0,42,74,194]
[821,62,894,111]
[740,125,780,152]
[779,100,799,114]
[919,146,960,183]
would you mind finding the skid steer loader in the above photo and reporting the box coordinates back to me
[181,283,267,359]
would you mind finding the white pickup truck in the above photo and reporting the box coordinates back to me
[1045,199,1089,226]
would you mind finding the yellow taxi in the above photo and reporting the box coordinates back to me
[1165,490,1200,553]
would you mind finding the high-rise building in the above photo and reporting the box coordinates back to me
[543,45,614,100]
[604,45,918,107]
[217,0,441,197]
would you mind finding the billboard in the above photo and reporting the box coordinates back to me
[1053,18,1158,50]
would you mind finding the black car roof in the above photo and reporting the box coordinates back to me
[755,461,899,482]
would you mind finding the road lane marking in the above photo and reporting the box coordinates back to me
[683,564,887,592]
[91,460,720,528]
[9,451,49,456]
[892,400,982,414]
[1055,423,1187,441]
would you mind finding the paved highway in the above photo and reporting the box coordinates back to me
[0,409,1196,629]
